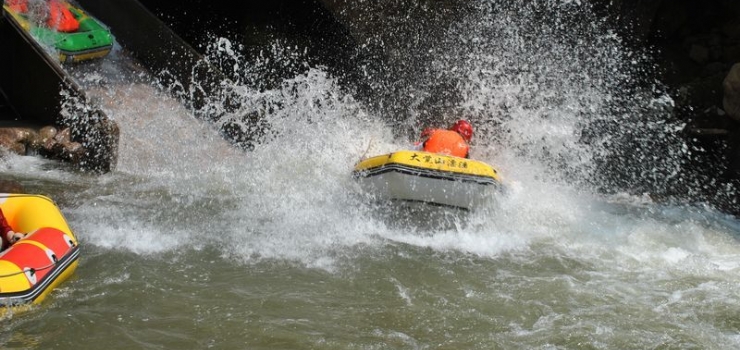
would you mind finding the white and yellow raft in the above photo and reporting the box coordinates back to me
[0,194,79,313]
[352,150,504,210]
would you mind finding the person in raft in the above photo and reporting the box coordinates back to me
[0,208,26,251]
[7,0,81,33]
[414,119,474,158]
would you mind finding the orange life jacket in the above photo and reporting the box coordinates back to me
[47,0,79,33]
[422,129,470,158]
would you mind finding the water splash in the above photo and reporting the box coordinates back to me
[317,0,696,202]
[47,0,739,269]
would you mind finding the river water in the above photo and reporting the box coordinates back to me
[3,1,740,349]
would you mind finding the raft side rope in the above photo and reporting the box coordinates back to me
[0,240,77,279]
[0,262,57,279]
[360,138,375,161]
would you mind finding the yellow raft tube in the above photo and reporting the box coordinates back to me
[0,194,80,314]
[353,150,504,209]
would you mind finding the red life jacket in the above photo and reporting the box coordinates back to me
[47,0,79,33]
[0,208,13,251]
[422,129,470,158]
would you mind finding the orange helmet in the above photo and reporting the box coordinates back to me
[450,119,473,142]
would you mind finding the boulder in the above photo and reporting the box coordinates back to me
[30,126,58,149]
[0,127,37,155]
[0,125,87,163]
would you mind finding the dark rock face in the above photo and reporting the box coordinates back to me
[573,0,740,213]
[587,0,740,111]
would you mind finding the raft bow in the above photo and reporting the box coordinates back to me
[352,150,504,210]
[0,194,79,313]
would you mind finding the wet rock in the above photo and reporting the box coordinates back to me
[0,125,89,164]
[0,127,37,155]
[33,126,58,149]
[723,63,740,121]
[53,127,71,144]
[49,139,85,163]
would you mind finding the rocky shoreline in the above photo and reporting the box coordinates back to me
[0,125,87,164]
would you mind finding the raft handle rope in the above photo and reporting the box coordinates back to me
[0,252,65,278]
[0,262,57,278]
[360,137,374,161]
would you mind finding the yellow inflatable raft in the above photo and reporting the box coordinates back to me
[352,150,504,209]
[0,194,79,314]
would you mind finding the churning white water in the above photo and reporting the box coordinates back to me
[3,1,740,348]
